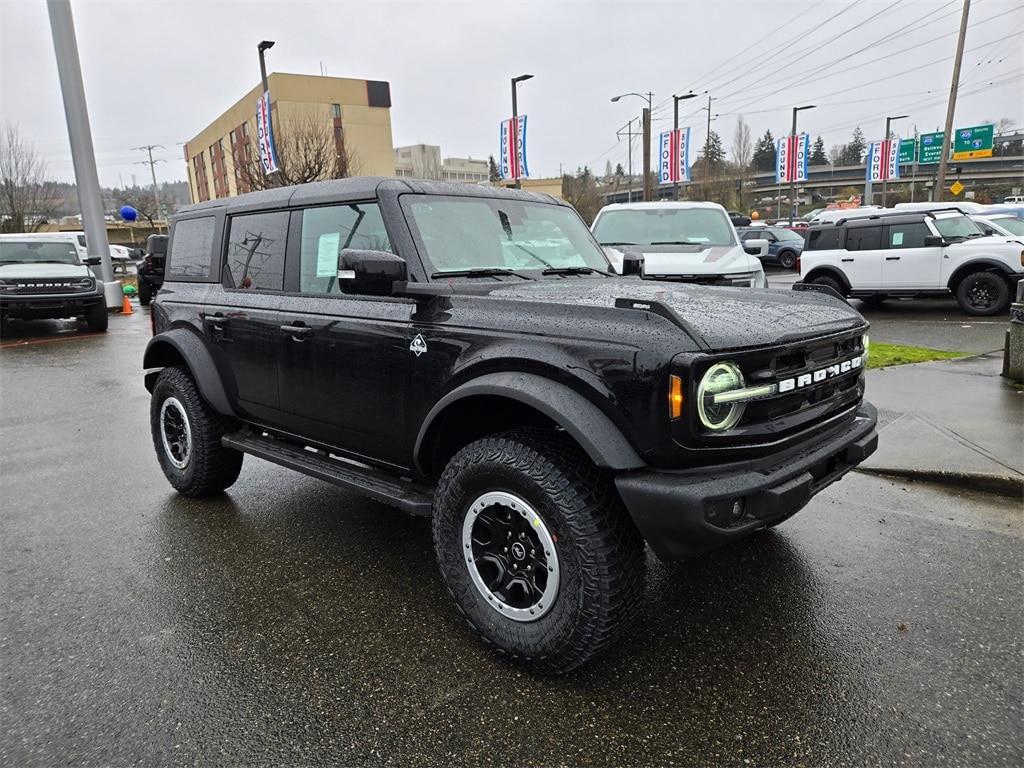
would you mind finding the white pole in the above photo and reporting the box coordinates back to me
[47,0,120,309]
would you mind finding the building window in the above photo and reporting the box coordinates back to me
[241,122,249,137]
[229,129,237,144]
[331,103,341,119]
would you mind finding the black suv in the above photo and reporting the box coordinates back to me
[144,178,877,673]
[137,234,167,305]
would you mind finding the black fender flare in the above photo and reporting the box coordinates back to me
[413,371,645,474]
[143,327,234,417]
[803,266,851,292]
[947,259,1015,290]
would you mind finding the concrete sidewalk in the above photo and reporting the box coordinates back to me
[862,352,1023,498]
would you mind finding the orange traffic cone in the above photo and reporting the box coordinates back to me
[122,293,133,314]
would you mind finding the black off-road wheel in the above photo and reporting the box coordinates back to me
[778,249,797,270]
[956,271,1009,316]
[432,429,646,675]
[85,301,108,332]
[150,366,243,497]
[138,281,152,306]
[811,274,846,298]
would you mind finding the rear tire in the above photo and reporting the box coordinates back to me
[955,271,1009,316]
[150,366,243,497]
[85,301,108,332]
[138,281,152,306]
[778,250,797,269]
[811,274,845,298]
[432,429,645,674]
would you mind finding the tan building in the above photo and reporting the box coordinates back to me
[184,73,396,203]
[394,144,489,183]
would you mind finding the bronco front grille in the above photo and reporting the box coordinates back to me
[0,278,94,294]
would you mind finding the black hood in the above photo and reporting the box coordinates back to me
[483,278,866,350]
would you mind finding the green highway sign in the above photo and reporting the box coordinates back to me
[953,124,994,160]
[918,131,944,164]
[898,138,916,164]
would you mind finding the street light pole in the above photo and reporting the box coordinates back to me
[672,92,697,200]
[612,91,653,200]
[257,40,279,187]
[46,0,120,310]
[882,114,908,207]
[790,104,816,220]
[511,74,534,190]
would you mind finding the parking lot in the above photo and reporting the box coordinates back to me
[1,305,1021,767]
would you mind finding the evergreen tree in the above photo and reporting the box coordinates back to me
[704,130,726,166]
[752,130,776,172]
[604,160,613,179]
[840,127,867,165]
[488,154,500,182]
[810,135,827,165]
[614,162,625,177]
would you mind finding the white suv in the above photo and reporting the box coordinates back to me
[591,201,769,288]
[800,209,1024,315]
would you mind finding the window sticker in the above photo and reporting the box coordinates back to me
[317,232,340,277]
[892,232,904,246]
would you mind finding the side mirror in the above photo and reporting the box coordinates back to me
[85,256,102,266]
[337,249,407,296]
[923,235,945,247]
[743,238,769,258]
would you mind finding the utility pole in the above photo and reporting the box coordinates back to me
[611,91,653,200]
[704,96,714,194]
[511,74,534,190]
[135,145,165,231]
[672,92,698,200]
[935,0,971,202]
[882,115,908,207]
[46,0,119,310]
[616,118,636,202]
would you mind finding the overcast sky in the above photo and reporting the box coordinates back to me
[2,0,1021,188]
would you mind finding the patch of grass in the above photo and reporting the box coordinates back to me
[868,342,966,369]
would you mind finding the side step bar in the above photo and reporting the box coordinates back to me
[222,431,434,516]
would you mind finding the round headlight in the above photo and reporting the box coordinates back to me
[862,334,870,365]
[697,362,746,431]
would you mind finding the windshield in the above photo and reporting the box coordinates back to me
[932,214,984,240]
[773,228,805,242]
[992,217,1024,236]
[593,208,736,246]
[0,241,81,264]
[405,196,608,275]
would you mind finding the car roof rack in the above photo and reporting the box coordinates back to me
[833,206,968,227]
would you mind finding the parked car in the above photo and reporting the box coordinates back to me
[972,214,1024,238]
[144,178,877,673]
[0,237,107,333]
[737,226,805,269]
[136,234,167,305]
[800,209,1024,315]
[591,201,769,287]
[0,231,136,276]
[1001,195,1024,204]
[727,210,751,227]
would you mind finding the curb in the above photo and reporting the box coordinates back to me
[855,467,1024,501]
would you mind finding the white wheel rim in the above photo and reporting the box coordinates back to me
[159,396,192,469]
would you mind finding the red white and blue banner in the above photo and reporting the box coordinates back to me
[499,115,529,181]
[256,91,280,176]
[658,128,691,184]
[775,133,809,184]
[866,138,900,182]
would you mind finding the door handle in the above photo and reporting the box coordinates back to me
[841,258,854,262]
[885,256,901,261]
[203,313,230,339]
[280,324,313,340]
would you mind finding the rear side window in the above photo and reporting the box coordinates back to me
[298,203,392,294]
[224,211,288,291]
[845,226,882,251]
[167,217,217,280]
[806,227,841,250]
[887,222,930,249]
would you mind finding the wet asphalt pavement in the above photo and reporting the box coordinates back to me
[2,310,1022,767]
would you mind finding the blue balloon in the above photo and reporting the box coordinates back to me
[119,205,138,222]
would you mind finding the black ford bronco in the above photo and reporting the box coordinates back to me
[144,178,877,673]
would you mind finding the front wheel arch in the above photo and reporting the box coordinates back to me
[804,267,850,294]
[143,328,234,417]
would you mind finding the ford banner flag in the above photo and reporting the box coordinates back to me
[256,91,281,177]
[866,138,900,182]
[499,115,529,181]
[658,128,691,184]
[775,133,809,184]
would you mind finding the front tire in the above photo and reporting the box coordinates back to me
[150,366,243,497]
[778,249,797,269]
[432,430,645,674]
[955,271,1009,316]
[85,301,108,332]
[811,274,845,298]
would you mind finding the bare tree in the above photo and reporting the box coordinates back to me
[0,123,59,232]
[731,116,753,209]
[561,167,604,225]
[238,110,361,192]
[113,187,160,228]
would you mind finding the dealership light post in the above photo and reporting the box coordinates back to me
[882,114,908,207]
[257,40,281,187]
[46,0,120,310]
[612,91,653,201]
[511,74,533,189]
[790,105,815,219]
[672,92,698,200]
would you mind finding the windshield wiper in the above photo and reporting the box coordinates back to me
[651,240,707,246]
[600,241,638,246]
[542,266,612,277]
[431,268,533,280]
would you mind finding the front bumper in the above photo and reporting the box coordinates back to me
[615,401,878,560]
[0,292,104,319]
